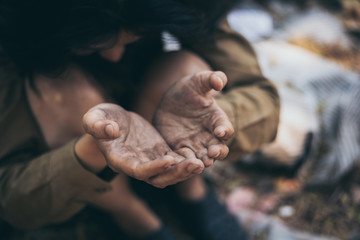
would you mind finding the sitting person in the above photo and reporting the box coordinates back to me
[0,0,280,239]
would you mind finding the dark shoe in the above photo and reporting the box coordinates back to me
[171,187,248,240]
[137,226,176,240]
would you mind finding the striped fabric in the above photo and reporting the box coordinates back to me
[301,73,360,185]
[254,41,360,186]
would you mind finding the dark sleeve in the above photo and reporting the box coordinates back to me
[187,18,280,161]
[0,66,111,229]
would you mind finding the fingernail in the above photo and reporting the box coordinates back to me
[215,75,223,86]
[217,131,225,138]
[105,124,114,137]
[215,127,225,137]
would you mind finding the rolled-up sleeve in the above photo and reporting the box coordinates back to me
[0,139,112,229]
[188,18,280,161]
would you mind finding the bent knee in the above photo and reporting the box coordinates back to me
[155,50,212,78]
[27,67,107,148]
[135,50,212,120]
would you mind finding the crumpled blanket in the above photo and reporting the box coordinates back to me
[222,4,360,240]
[228,4,360,188]
[254,40,360,186]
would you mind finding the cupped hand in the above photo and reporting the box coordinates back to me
[154,71,234,167]
[82,103,204,188]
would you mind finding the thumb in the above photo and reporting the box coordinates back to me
[193,71,227,96]
[83,109,120,139]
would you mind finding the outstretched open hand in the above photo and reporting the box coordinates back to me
[154,71,234,167]
[83,103,204,188]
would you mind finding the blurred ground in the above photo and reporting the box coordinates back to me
[206,160,360,240]
[210,1,360,239]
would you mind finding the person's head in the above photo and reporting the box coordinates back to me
[0,0,236,78]
[73,30,140,63]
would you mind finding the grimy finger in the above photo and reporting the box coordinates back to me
[128,155,179,181]
[193,71,228,95]
[83,108,105,131]
[175,147,198,159]
[147,158,204,188]
[165,151,191,165]
[82,107,120,139]
[176,145,213,167]
[179,137,213,167]
[106,152,175,180]
[207,143,229,161]
[179,139,208,161]
[202,155,215,167]
[212,113,234,141]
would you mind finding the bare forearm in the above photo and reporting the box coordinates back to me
[0,139,111,229]
[75,134,107,173]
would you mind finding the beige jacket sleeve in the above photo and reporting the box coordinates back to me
[0,61,111,229]
[188,18,280,161]
[0,140,112,229]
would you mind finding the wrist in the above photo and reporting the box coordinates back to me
[75,134,107,173]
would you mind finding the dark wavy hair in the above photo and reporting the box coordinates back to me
[0,0,237,78]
